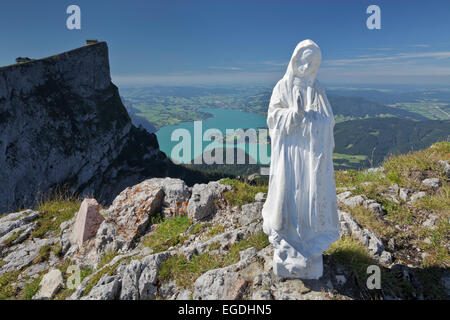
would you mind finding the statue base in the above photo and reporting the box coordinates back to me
[273,250,323,280]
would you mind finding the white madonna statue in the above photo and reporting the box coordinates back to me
[262,39,340,279]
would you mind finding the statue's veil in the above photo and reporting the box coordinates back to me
[282,39,322,88]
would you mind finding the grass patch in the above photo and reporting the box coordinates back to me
[31,192,81,239]
[335,169,390,189]
[98,250,119,270]
[383,141,449,188]
[20,276,42,300]
[142,216,192,253]
[220,178,267,208]
[415,267,448,299]
[3,230,23,247]
[159,253,224,289]
[343,205,395,239]
[208,241,221,251]
[82,263,119,297]
[190,222,212,235]
[205,224,225,238]
[420,219,450,268]
[327,236,378,283]
[0,271,20,300]
[54,262,93,300]
[415,184,450,214]
[326,236,414,299]
[159,230,269,289]
[32,245,51,264]
[52,242,63,257]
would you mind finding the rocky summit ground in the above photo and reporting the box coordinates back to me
[0,142,448,300]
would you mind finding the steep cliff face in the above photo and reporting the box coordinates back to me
[0,42,199,212]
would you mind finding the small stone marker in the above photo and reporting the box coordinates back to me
[71,198,104,246]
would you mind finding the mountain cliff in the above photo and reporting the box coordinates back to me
[0,42,219,213]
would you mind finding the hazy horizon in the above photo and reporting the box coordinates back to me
[2,0,450,87]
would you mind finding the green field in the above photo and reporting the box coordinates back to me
[333,153,368,170]
[388,99,450,120]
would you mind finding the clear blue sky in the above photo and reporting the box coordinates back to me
[1,0,450,87]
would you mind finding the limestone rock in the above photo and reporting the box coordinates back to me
[421,178,441,190]
[187,181,229,221]
[138,252,172,300]
[338,211,391,264]
[386,183,400,203]
[0,210,40,238]
[156,178,191,217]
[337,191,352,202]
[158,280,178,299]
[363,199,384,216]
[119,259,143,300]
[341,195,365,208]
[176,289,192,300]
[367,167,384,173]
[399,188,412,202]
[71,198,104,247]
[239,202,263,225]
[81,275,121,300]
[0,238,56,274]
[252,290,272,300]
[193,248,256,300]
[379,251,393,264]
[438,160,450,178]
[94,180,166,253]
[270,280,312,300]
[422,214,439,230]
[410,191,427,202]
[33,269,64,300]
[254,192,267,202]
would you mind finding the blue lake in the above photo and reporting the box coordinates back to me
[155,108,271,164]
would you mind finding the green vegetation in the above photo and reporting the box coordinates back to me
[21,276,42,300]
[336,142,450,271]
[327,237,379,287]
[98,250,119,269]
[208,241,221,251]
[388,100,450,120]
[142,215,192,253]
[0,271,20,300]
[220,178,268,208]
[326,236,416,299]
[55,261,93,300]
[334,118,449,167]
[189,222,212,235]
[206,224,226,238]
[333,153,368,170]
[383,141,450,188]
[52,242,63,257]
[159,230,269,289]
[83,262,121,297]
[33,245,51,264]
[3,230,23,247]
[31,192,81,239]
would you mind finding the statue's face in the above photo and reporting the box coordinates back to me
[295,48,321,78]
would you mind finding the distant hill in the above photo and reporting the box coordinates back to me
[240,93,428,121]
[184,147,260,177]
[334,118,450,166]
[122,98,157,133]
[328,95,427,121]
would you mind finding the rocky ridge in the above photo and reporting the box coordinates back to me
[0,144,448,300]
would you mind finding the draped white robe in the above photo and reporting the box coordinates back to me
[261,40,340,278]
